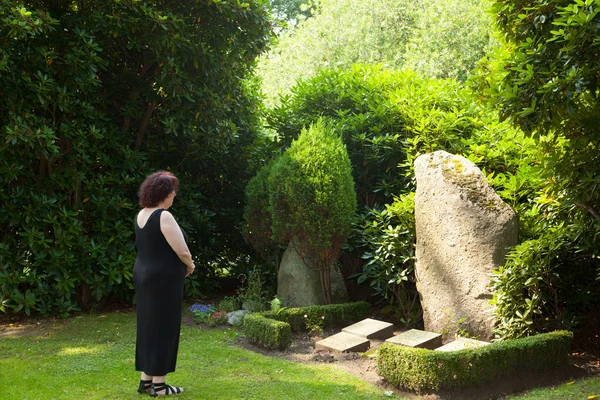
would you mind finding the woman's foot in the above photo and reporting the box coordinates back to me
[150,382,184,397]
[137,379,152,394]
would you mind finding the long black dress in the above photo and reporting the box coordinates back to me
[134,208,187,376]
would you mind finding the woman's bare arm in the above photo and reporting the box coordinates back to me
[160,211,195,276]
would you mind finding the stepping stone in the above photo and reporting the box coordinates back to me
[385,329,442,349]
[436,337,491,352]
[316,332,370,353]
[342,318,394,340]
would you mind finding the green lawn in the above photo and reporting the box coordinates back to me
[0,312,397,400]
[507,376,600,399]
[1,311,598,400]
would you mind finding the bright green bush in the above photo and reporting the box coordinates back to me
[243,313,292,350]
[268,119,357,303]
[377,331,573,391]
[257,0,495,105]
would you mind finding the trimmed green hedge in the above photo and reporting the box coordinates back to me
[244,301,371,349]
[263,301,371,332]
[243,313,292,350]
[377,330,573,391]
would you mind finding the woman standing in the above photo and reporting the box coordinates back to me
[134,171,195,396]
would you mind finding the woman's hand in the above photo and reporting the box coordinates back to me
[185,263,195,277]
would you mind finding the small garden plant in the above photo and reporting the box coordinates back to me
[188,303,230,327]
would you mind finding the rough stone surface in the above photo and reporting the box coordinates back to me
[226,310,248,326]
[414,151,519,340]
[385,329,442,349]
[315,332,370,353]
[436,337,491,352]
[277,243,348,307]
[342,318,394,340]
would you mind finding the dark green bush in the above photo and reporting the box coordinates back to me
[0,0,272,316]
[377,330,573,391]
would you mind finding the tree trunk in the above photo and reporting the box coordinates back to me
[135,101,156,150]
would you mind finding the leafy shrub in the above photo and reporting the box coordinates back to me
[268,119,357,303]
[207,311,229,327]
[238,270,270,313]
[216,296,241,313]
[242,159,278,266]
[348,194,420,325]
[377,331,573,391]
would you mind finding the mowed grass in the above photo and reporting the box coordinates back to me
[1,311,598,400]
[0,312,397,400]
[507,376,600,399]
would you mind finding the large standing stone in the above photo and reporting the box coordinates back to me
[414,151,518,340]
[277,243,348,307]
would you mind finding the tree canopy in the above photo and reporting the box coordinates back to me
[257,0,496,105]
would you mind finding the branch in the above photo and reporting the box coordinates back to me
[134,101,156,150]
[574,200,600,222]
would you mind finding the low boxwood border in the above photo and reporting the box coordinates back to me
[376,330,573,392]
[243,313,292,350]
[243,301,371,350]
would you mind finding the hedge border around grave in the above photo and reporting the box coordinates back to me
[243,301,371,350]
[376,330,573,392]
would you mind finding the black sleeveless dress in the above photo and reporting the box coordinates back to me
[133,209,187,376]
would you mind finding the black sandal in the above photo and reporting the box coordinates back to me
[150,382,183,397]
[137,379,152,394]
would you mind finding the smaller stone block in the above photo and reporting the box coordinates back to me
[316,332,370,353]
[435,337,491,352]
[385,329,442,349]
[342,318,394,340]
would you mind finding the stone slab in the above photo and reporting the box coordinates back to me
[342,318,394,340]
[316,332,370,353]
[436,337,491,352]
[385,329,443,349]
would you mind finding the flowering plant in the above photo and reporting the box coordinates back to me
[188,303,215,324]
[207,310,229,327]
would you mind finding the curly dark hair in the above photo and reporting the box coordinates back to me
[138,171,179,207]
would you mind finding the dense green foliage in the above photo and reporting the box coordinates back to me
[242,160,279,268]
[265,120,356,303]
[377,331,573,391]
[257,0,496,104]
[267,65,539,322]
[348,194,420,326]
[244,301,370,349]
[483,0,600,225]
[472,0,600,337]
[0,0,273,315]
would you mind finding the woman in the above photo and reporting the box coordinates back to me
[133,171,195,397]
